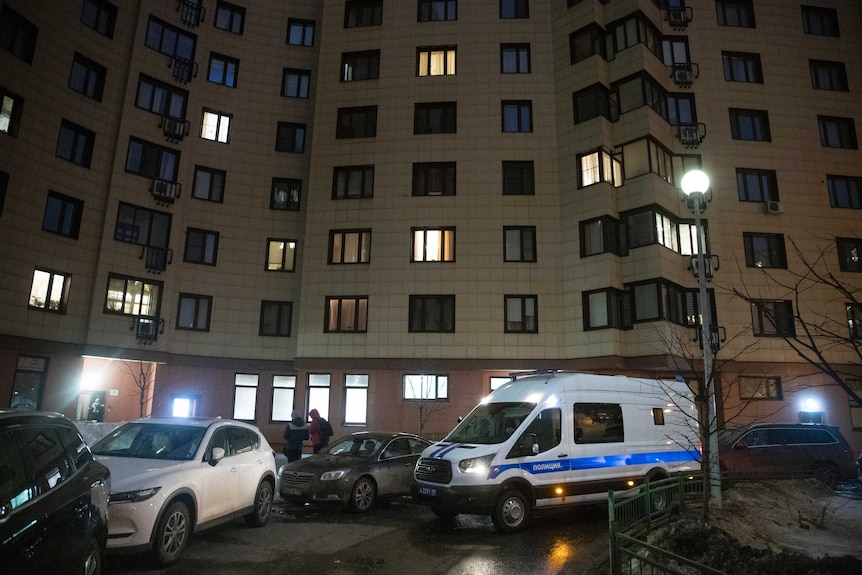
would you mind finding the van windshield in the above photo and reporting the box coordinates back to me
[447,402,535,444]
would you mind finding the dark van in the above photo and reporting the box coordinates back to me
[0,410,110,575]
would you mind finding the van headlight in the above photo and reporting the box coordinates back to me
[320,470,347,481]
[458,454,496,474]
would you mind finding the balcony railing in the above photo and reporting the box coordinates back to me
[132,315,165,345]
[161,115,190,142]
[177,0,205,27]
[151,179,181,206]
[140,245,173,273]
[666,6,693,29]
[678,122,706,148]
[170,55,197,83]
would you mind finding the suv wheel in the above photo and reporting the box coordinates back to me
[813,464,840,490]
[244,480,274,527]
[152,501,190,566]
[81,537,102,575]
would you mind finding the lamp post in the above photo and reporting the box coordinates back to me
[681,169,722,509]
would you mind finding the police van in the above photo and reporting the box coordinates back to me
[411,371,700,531]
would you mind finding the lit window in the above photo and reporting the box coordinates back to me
[412,228,455,262]
[29,269,70,313]
[271,375,296,422]
[403,374,448,400]
[344,375,369,425]
[233,373,258,420]
[271,178,301,210]
[505,295,538,333]
[104,273,162,316]
[329,230,371,264]
[325,297,368,333]
[307,374,330,421]
[836,237,862,272]
[266,238,297,271]
[738,377,782,400]
[578,148,621,188]
[417,46,456,76]
[201,110,231,143]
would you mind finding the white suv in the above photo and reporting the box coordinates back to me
[90,417,276,566]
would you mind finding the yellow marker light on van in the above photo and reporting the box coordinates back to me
[555,487,563,496]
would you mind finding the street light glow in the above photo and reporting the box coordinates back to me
[681,169,710,196]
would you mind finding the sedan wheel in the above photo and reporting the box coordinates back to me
[244,480,274,527]
[152,501,190,566]
[81,537,102,575]
[350,477,376,512]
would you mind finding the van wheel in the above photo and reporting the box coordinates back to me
[80,537,102,575]
[151,501,190,566]
[491,489,531,533]
[813,464,840,490]
[244,480,274,527]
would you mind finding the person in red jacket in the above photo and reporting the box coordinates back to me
[308,408,325,453]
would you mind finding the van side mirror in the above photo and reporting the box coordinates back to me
[522,433,539,456]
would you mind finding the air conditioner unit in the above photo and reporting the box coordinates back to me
[164,118,182,137]
[679,124,700,145]
[764,200,784,215]
[672,67,693,86]
[667,9,687,26]
[136,318,159,341]
[152,180,169,198]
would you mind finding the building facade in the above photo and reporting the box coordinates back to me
[1,0,861,453]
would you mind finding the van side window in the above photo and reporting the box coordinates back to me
[652,408,665,425]
[508,408,561,457]
[574,403,624,444]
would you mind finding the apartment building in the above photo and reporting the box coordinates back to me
[1,0,860,453]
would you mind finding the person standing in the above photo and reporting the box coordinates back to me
[282,410,308,462]
[308,408,325,454]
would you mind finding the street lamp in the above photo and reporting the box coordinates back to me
[681,169,722,509]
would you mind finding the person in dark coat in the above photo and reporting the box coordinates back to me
[308,408,325,454]
[282,410,308,462]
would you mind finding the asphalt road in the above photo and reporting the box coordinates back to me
[104,498,609,575]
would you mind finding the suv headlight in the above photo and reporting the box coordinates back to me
[110,486,161,504]
[458,454,496,474]
[320,470,347,481]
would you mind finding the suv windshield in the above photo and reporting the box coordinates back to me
[91,422,207,461]
[447,402,535,444]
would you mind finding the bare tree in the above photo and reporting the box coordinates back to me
[403,362,450,437]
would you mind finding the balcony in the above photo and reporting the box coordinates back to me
[668,62,699,88]
[162,116,190,142]
[666,6,693,30]
[170,55,197,83]
[133,315,165,345]
[677,122,706,148]
[177,0,205,27]
[151,179,181,206]
[140,245,173,273]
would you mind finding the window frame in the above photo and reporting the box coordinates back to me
[409,295,455,333]
[29,268,71,314]
[125,136,180,181]
[417,46,456,77]
[104,273,162,317]
[715,0,755,28]
[81,0,117,38]
[503,226,536,262]
[412,162,456,196]
[56,119,95,168]
[818,115,858,149]
[836,237,862,272]
[504,294,538,333]
[275,122,306,153]
[176,292,212,331]
[418,0,457,22]
[809,60,848,91]
[233,374,258,421]
[214,0,245,35]
[501,43,531,74]
[282,68,311,98]
[341,49,381,82]
[324,296,369,333]
[502,161,535,195]
[722,51,763,83]
[271,375,296,422]
[200,109,232,143]
[750,300,795,337]
[500,0,529,19]
[580,215,622,257]
[336,106,378,139]
[207,53,239,88]
[412,227,456,262]
[114,201,172,248]
[192,166,225,203]
[801,5,839,37]
[271,178,302,211]
[344,374,369,426]
[287,19,315,47]
[183,227,219,266]
[583,287,630,330]
[736,168,778,202]
[414,102,457,134]
[259,300,293,336]
[332,165,374,199]
[42,190,83,239]
[827,175,862,209]
[403,374,449,401]
[729,108,771,142]
[742,232,787,269]
[329,229,372,264]
[501,100,533,133]
[69,52,107,102]
[0,5,38,64]
[266,238,297,272]
[738,376,783,401]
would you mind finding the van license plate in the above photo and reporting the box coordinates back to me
[418,486,436,497]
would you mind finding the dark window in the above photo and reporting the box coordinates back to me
[583,288,630,330]
[500,0,529,19]
[135,74,188,120]
[329,229,371,264]
[0,89,24,137]
[580,216,622,257]
[417,46,456,76]
[827,175,862,209]
[56,120,95,168]
[502,161,534,195]
[409,295,455,332]
[69,53,106,101]
[412,228,455,262]
[818,116,857,149]
[344,1,382,28]
[504,226,536,262]
[505,295,537,333]
[574,403,624,443]
[341,50,380,82]
[848,304,862,340]
[738,377,782,400]
[716,0,755,28]
[208,53,238,87]
[573,84,616,124]
[125,137,180,181]
[722,51,762,83]
[184,228,219,265]
[802,5,839,37]
[0,5,38,63]
[81,0,116,38]
[192,166,225,202]
[275,122,306,153]
[628,279,709,328]
[750,300,795,337]
[266,238,296,271]
[144,17,196,81]
[837,237,862,272]
[333,165,374,199]
[729,108,770,142]
[810,60,848,91]
[29,268,71,313]
[177,293,211,331]
[260,301,292,336]
[271,178,302,210]
[418,0,457,22]
[413,162,456,196]
[570,24,606,64]
[336,106,378,139]
[736,168,778,202]
[105,273,162,316]
[43,190,83,239]
[114,202,171,248]
[282,68,310,98]
[325,296,368,332]
[502,101,532,132]
[414,102,457,134]
[743,232,786,269]
[287,19,314,46]
[501,43,530,74]
[215,1,245,34]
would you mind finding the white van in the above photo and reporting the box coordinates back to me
[411,371,700,531]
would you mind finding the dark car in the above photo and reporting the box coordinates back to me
[718,422,856,489]
[280,432,431,512]
[0,410,110,575]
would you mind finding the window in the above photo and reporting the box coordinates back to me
[271,178,301,210]
[43,190,83,239]
[184,228,219,265]
[505,295,537,333]
[114,202,171,249]
[628,279,707,327]
[502,101,532,133]
[215,1,245,34]
[837,237,862,272]
[329,230,371,264]
[722,51,762,83]
[404,374,448,400]
[624,207,704,255]
[583,288,629,330]
[580,216,622,257]
[307,374,331,421]
[413,162,456,196]
[575,403,623,444]
[208,53,238,87]
[414,102,457,134]
[736,168,778,202]
[729,108,770,142]
[504,226,536,262]
[271,376,296,422]
[570,24,606,64]
[418,0,457,22]
[336,106,377,139]
[135,74,188,120]
[332,165,374,199]
[177,293,211,331]
[0,5,38,63]
[325,296,368,332]
[29,269,70,313]
[409,295,455,332]
[818,116,857,149]
[282,68,310,98]
[125,137,179,181]
[275,122,306,152]
[200,109,231,143]
[802,5,839,37]
[344,375,369,425]
[0,89,22,138]
[193,166,225,202]
[341,50,380,82]
[501,44,530,74]
[81,0,116,38]
[716,0,755,28]
[750,300,795,337]
[500,0,529,19]
[144,17,196,82]
[743,232,786,269]
[738,377,782,400]
[490,377,509,391]
[344,1,382,28]
[810,60,848,91]
[848,305,862,340]
[412,228,455,262]
[104,273,162,316]
[69,53,106,101]
[502,161,534,195]
[287,19,314,46]
[233,374,258,420]
[417,46,456,76]
[827,175,862,209]
[56,120,95,168]
[260,301,292,336]
[266,238,296,271]
[578,148,622,188]
[573,85,616,124]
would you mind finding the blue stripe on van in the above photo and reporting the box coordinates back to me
[430,443,466,459]
[488,450,699,479]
